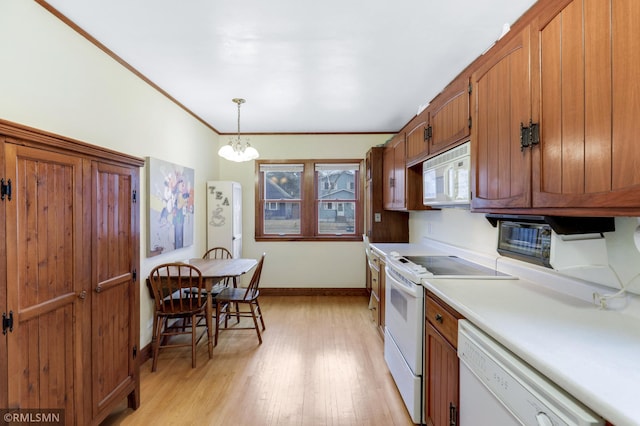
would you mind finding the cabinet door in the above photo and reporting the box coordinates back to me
[393,136,406,209]
[425,323,459,426]
[383,135,406,210]
[405,112,429,166]
[0,140,4,406]
[429,76,471,155]
[382,144,394,209]
[365,147,409,242]
[5,142,85,425]
[92,161,139,420]
[533,0,640,208]
[471,25,532,209]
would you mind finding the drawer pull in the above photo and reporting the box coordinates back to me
[435,313,443,323]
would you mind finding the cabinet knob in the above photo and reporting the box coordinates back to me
[78,290,87,300]
[435,313,443,323]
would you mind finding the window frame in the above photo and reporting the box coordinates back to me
[255,159,364,241]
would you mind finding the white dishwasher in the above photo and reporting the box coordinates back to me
[457,320,604,426]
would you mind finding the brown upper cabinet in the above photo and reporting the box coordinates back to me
[383,133,407,210]
[365,146,408,242]
[406,75,472,168]
[405,110,429,166]
[532,0,640,211]
[383,133,428,211]
[472,0,640,215]
[427,76,472,158]
[471,24,533,210]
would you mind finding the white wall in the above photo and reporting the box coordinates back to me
[0,1,392,347]
[410,209,640,295]
[0,0,220,346]
[219,134,392,289]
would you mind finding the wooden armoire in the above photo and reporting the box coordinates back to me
[0,120,143,425]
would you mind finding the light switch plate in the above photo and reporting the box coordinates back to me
[374,212,381,222]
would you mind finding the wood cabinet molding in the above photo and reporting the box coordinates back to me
[0,119,144,168]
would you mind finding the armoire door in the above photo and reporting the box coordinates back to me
[4,142,86,425]
[91,161,139,421]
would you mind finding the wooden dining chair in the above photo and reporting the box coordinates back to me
[202,246,233,260]
[148,263,213,372]
[202,246,235,287]
[202,246,240,325]
[214,253,266,346]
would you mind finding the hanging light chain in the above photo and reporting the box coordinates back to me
[218,97,258,162]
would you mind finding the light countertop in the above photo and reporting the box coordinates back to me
[372,240,640,425]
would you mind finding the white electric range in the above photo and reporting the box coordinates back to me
[377,242,516,424]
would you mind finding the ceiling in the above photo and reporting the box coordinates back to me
[42,0,538,134]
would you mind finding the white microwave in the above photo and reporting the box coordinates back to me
[423,141,471,206]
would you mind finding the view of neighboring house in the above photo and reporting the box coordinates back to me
[264,168,356,234]
[317,169,355,232]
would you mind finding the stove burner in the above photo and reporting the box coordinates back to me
[403,255,510,277]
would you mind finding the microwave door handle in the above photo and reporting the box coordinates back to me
[444,166,453,199]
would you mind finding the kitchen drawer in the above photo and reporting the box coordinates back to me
[370,268,380,298]
[369,251,381,272]
[426,293,461,348]
[369,292,380,326]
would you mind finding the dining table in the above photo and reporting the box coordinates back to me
[183,257,258,348]
[147,257,258,357]
[184,257,257,282]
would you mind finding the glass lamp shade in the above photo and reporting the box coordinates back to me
[218,140,259,162]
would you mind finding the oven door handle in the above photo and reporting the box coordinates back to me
[385,269,423,298]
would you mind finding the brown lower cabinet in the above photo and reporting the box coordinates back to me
[424,292,463,426]
[0,120,142,425]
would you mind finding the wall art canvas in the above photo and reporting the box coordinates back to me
[146,157,195,256]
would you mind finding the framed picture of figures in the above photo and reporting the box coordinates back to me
[146,157,195,256]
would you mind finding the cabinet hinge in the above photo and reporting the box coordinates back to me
[2,311,14,335]
[132,344,138,359]
[449,402,458,426]
[1,178,12,201]
[520,119,540,151]
[468,83,472,94]
[132,269,137,281]
[132,190,137,203]
[424,125,433,141]
[529,121,540,147]
[468,117,472,129]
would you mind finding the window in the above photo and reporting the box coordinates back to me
[256,160,363,241]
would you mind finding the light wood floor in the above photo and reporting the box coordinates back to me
[101,295,414,426]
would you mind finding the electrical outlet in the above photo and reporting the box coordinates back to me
[374,212,382,222]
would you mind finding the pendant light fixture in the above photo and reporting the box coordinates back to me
[218,98,259,162]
